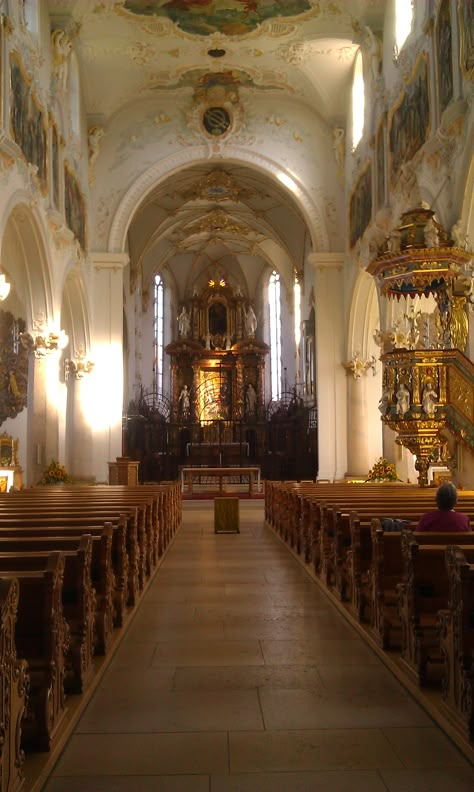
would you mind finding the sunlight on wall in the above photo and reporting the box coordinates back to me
[45,353,63,412]
[352,50,364,149]
[82,344,123,431]
[277,172,298,193]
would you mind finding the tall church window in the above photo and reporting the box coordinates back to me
[352,50,365,149]
[395,0,413,54]
[269,270,282,400]
[153,275,164,395]
[294,274,301,348]
[23,0,39,37]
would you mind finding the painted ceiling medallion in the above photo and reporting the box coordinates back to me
[202,106,231,136]
[121,1,313,37]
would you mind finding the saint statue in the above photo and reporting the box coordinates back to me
[245,383,257,416]
[396,383,410,417]
[422,382,437,418]
[244,305,257,337]
[178,384,190,418]
[178,306,191,337]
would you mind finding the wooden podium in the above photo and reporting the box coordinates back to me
[214,497,240,534]
[108,457,140,486]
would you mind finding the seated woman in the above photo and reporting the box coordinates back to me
[417,482,471,532]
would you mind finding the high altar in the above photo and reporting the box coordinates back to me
[166,283,269,455]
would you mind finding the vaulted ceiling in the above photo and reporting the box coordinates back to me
[47,0,386,299]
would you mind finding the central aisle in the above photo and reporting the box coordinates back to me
[45,501,474,791]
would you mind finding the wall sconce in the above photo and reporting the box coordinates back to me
[342,352,377,380]
[65,347,94,381]
[0,273,11,301]
[33,329,69,357]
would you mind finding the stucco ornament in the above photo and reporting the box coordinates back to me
[88,125,105,184]
[51,29,72,91]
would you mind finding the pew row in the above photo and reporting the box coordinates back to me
[0,577,29,792]
[264,480,474,754]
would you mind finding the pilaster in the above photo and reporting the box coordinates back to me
[307,252,346,480]
[89,252,129,482]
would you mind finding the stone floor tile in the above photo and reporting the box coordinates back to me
[229,728,404,772]
[379,767,474,791]
[210,770,389,792]
[52,733,229,776]
[44,775,210,792]
[381,726,470,768]
[77,688,264,732]
[152,639,265,666]
[173,665,323,691]
[260,638,379,665]
[259,688,431,730]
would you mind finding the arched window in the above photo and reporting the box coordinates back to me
[294,274,301,348]
[268,270,282,400]
[352,50,364,150]
[69,52,81,139]
[153,275,164,395]
[395,0,413,54]
[23,0,39,38]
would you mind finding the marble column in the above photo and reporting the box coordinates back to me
[89,252,129,482]
[307,252,346,481]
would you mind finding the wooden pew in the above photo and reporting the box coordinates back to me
[0,513,130,626]
[0,553,68,752]
[397,532,474,686]
[438,545,474,741]
[0,577,29,792]
[0,535,95,694]
[0,523,114,656]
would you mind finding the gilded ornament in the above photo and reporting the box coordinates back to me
[448,295,468,352]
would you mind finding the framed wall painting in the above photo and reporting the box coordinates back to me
[458,0,474,80]
[9,52,48,194]
[64,161,87,251]
[388,53,430,187]
[349,160,372,249]
[375,114,386,212]
[436,0,453,116]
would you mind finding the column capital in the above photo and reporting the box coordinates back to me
[307,252,344,272]
[90,252,130,271]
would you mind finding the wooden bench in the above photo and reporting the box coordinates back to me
[397,531,474,686]
[0,522,115,656]
[0,577,29,792]
[0,535,95,694]
[0,552,68,752]
[438,545,474,741]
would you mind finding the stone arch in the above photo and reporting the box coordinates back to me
[0,197,54,329]
[107,145,329,255]
[346,269,383,475]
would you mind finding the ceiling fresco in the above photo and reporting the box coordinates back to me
[121,0,313,37]
[150,68,286,95]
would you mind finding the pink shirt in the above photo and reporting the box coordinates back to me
[416,510,471,532]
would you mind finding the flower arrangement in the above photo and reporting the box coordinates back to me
[39,459,72,485]
[366,457,401,482]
